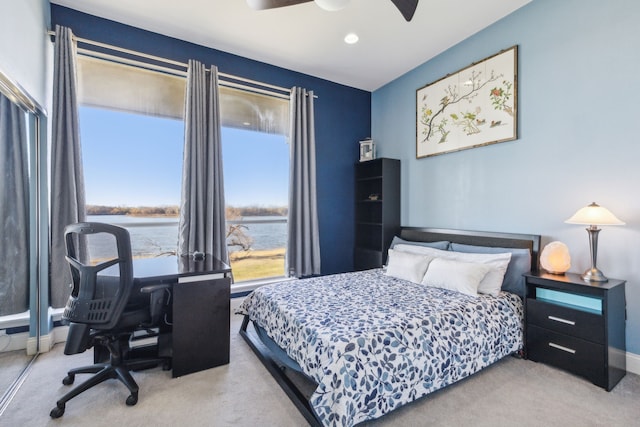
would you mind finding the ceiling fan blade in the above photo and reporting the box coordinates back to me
[247,0,312,10]
[390,0,419,21]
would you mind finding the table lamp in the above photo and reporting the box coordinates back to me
[565,202,624,282]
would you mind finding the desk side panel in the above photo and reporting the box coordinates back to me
[172,277,231,377]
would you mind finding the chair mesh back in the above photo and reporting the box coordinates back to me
[62,223,134,330]
[63,297,114,323]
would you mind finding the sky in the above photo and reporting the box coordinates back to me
[79,106,289,207]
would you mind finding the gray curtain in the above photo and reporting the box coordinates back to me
[0,93,29,315]
[286,87,321,277]
[178,60,228,264]
[50,25,86,308]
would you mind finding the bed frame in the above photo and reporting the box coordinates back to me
[239,227,541,426]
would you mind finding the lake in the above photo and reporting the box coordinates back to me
[86,215,287,259]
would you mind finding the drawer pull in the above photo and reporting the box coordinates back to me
[549,342,576,354]
[548,315,575,326]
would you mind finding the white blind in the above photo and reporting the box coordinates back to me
[78,56,185,119]
[219,86,289,135]
[77,56,289,135]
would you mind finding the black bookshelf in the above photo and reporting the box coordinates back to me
[354,158,400,270]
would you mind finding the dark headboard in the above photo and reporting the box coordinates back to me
[399,227,541,272]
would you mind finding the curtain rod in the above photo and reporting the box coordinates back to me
[78,48,291,100]
[0,66,46,115]
[48,30,313,100]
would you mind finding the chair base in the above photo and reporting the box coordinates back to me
[50,353,169,418]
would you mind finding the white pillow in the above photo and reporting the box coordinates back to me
[394,244,450,256]
[421,258,491,297]
[454,251,511,296]
[394,244,511,296]
[385,249,433,284]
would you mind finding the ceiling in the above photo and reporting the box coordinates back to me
[50,0,532,91]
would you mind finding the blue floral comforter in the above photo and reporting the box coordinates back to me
[237,269,523,426]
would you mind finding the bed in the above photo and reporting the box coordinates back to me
[237,227,540,426]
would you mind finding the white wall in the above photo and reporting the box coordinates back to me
[0,0,50,106]
[372,0,640,357]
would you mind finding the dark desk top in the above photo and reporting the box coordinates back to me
[104,255,231,284]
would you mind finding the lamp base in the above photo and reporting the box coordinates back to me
[545,270,566,276]
[581,267,608,282]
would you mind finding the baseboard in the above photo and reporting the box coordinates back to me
[626,351,640,375]
[0,331,29,352]
[231,276,294,295]
[0,324,69,355]
[26,332,56,355]
[53,325,69,344]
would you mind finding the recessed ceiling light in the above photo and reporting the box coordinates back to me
[344,33,359,44]
[315,0,350,12]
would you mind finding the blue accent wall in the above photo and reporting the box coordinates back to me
[51,5,371,275]
[372,0,640,355]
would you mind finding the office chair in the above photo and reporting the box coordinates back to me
[50,222,170,419]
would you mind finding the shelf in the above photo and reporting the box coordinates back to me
[355,244,384,253]
[356,176,383,182]
[354,247,384,270]
[355,160,383,180]
[535,288,602,315]
[354,158,400,271]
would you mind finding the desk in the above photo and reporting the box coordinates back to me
[108,255,232,377]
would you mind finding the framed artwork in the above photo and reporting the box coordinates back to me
[416,46,518,158]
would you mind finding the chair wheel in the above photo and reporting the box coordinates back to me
[126,393,138,406]
[162,360,172,371]
[62,374,75,385]
[50,404,65,418]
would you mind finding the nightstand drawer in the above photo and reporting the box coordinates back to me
[526,298,604,344]
[527,325,605,386]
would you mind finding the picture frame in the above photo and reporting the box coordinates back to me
[359,139,375,162]
[416,45,518,158]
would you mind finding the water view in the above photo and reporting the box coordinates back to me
[86,215,287,260]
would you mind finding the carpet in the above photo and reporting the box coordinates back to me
[1,297,639,426]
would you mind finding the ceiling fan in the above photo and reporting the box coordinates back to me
[247,0,419,22]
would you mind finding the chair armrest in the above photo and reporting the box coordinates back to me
[139,283,171,294]
[139,284,171,326]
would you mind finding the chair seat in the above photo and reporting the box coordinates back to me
[108,306,153,333]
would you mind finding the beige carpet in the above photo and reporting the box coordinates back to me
[1,297,639,426]
[0,348,33,397]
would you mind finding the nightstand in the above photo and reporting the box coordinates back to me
[524,272,626,391]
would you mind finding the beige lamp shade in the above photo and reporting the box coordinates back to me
[540,241,571,274]
[565,202,625,226]
[565,202,624,282]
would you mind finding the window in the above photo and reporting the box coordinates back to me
[222,127,289,282]
[79,106,183,259]
[79,56,186,259]
[78,55,290,282]
[219,87,290,282]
